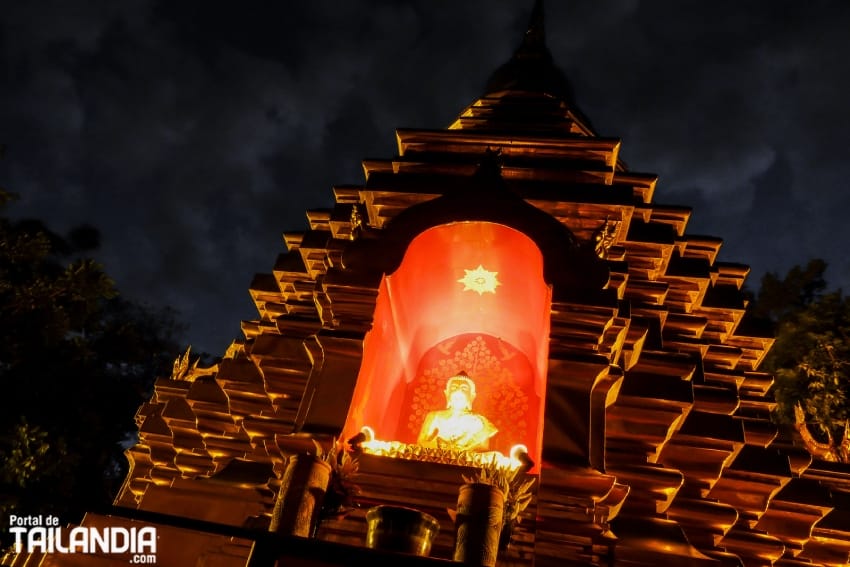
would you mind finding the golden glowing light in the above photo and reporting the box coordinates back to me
[417,374,497,452]
[359,435,526,470]
[457,265,500,295]
[510,444,529,461]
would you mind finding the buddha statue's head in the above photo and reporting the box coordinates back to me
[444,372,476,411]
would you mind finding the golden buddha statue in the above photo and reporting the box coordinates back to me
[417,373,497,452]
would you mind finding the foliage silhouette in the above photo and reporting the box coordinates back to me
[0,188,184,543]
[748,259,850,449]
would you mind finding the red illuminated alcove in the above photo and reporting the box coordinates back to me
[342,221,551,465]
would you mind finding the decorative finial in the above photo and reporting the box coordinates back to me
[472,147,505,187]
[481,146,503,170]
[524,0,546,51]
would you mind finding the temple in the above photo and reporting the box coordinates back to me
[7,2,850,566]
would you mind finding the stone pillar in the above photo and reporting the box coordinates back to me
[453,482,505,566]
[269,455,332,538]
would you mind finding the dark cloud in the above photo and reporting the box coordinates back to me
[2,0,849,354]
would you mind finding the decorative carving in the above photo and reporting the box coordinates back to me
[323,439,361,519]
[170,345,218,382]
[793,403,850,463]
[358,439,515,469]
[349,205,363,240]
[479,147,503,173]
[592,216,620,259]
[222,340,242,360]
[457,265,501,295]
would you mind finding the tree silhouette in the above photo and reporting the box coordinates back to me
[0,188,183,542]
[748,259,850,460]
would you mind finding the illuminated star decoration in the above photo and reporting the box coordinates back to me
[457,265,501,295]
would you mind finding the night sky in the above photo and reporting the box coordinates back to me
[3,1,849,356]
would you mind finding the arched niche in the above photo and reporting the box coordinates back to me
[342,221,551,467]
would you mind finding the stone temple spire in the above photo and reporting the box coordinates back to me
[525,0,546,51]
[484,0,575,103]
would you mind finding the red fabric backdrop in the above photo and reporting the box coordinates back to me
[394,333,538,456]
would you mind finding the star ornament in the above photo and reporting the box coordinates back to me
[457,265,501,295]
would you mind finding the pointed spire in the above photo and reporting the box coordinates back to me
[483,0,574,102]
[523,0,546,52]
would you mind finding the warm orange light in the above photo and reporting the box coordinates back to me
[457,265,501,295]
[357,437,532,471]
[510,444,529,461]
[342,222,551,472]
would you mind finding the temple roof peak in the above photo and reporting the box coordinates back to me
[484,0,575,104]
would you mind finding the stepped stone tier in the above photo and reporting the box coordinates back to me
[6,3,850,567]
